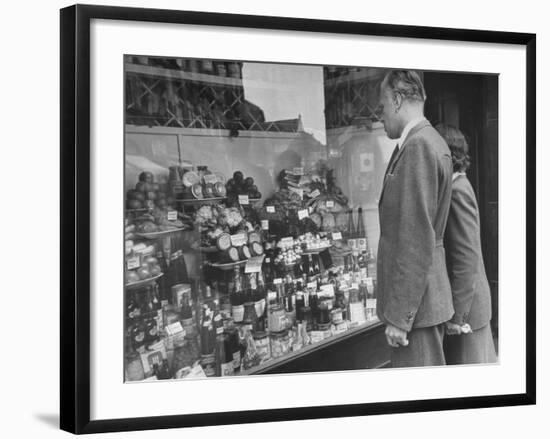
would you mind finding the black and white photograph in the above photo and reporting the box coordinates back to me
[123,57,499,381]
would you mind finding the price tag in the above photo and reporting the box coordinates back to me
[293,167,304,175]
[167,210,178,221]
[267,291,277,301]
[203,174,218,184]
[308,206,314,214]
[261,220,269,230]
[298,209,309,220]
[357,238,367,251]
[332,232,342,240]
[266,205,276,213]
[245,255,265,273]
[273,278,283,285]
[310,189,321,199]
[366,298,377,309]
[216,327,224,335]
[127,256,140,270]
[230,233,247,247]
[238,194,249,205]
[326,200,335,208]
[351,283,359,290]
[307,281,317,289]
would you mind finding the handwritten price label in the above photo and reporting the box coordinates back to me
[167,211,178,221]
[326,200,335,208]
[332,232,342,240]
[238,195,249,205]
[203,174,218,184]
[273,278,283,285]
[309,189,321,199]
[230,233,247,247]
[298,209,309,220]
[261,220,269,230]
[127,256,140,270]
[266,205,276,213]
[245,255,265,273]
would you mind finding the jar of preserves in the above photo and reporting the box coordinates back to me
[253,331,270,363]
[267,305,288,333]
[270,330,290,359]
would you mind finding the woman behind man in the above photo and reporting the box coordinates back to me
[436,123,497,365]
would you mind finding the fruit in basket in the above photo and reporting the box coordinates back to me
[244,176,254,188]
[136,266,151,280]
[156,198,166,208]
[146,191,157,201]
[149,264,161,277]
[139,171,154,183]
[127,199,143,210]
[143,255,158,266]
[127,189,145,201]
[126,270,140,284]
[136,221,157,233]
[135,181,148,192]
[203,183,215,198]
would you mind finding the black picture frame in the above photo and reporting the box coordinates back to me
[60,4,536,434]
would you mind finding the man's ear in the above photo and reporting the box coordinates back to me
[393,92,403,112]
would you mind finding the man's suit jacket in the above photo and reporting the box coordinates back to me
[444,174,492,330]
[376,120,454,332]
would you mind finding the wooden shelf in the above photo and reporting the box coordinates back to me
[237,319,382,375]
[126,62,243,86]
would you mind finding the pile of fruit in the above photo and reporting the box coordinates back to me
[225,171,262,203]
[125,247,163,285]
[126,171,174,211]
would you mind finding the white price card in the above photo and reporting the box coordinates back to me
[261,220,269,230]
[307,281,317,289]
[281,237,294,247]
[230,233,247,247]
[127,256,140,270]
[332,232,342,240]
[245,255,265,273]
[310,189,321,199]
[167,210,178,221]
[266,205,276,213]
[326,200,335,208]
[238,194,249,205]
[298,209,309,220]
[274,278,283,285]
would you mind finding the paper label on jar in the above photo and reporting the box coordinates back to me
[331,232,342,241]
[307,281,317,289]
[267,291,277,301]
[255,298,266,317]
[357,238,367,251]
[310,189,321,199]
[245,255,265,273]
[261,220,269,230]
[127,256,140,270]
[230,233,247,247]
[273,278,282,285]
[266,205,276,213]
[232,305,244,322]
[298,209,309,220]
[326,200,335,208]
[238,194,249,205]
[167,210,178,221]
[203,174,218,184]
[310,331,324,344]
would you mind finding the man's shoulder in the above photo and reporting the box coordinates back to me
[406,122,450,155]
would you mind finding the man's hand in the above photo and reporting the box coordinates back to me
[445,321,463,335]
[385,324,409,348]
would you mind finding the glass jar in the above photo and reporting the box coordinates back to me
[253,331,271,362]
[270,330,290,359]
[268,305,288,333]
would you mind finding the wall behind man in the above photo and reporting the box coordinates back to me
[1,0,546,438]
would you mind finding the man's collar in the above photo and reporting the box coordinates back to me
[397,116,426,149]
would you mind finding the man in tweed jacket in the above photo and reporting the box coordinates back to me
[376,70,454,367]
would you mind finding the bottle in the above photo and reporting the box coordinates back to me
[307,254,315,278]
[156,359,172,380]
[155,250,170,305]
[131,322,146,352]
[255,272,267,332]
[356,207,366,239]
[200,307,215,355]
[346,208,355,239]
[230,267,245,323]
[215,333,234,377]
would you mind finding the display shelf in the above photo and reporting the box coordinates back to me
[134,227,189,239]
[208,260,248,271]
[238,319,382,375]
[175,197,226,205]
[301,245,332,255]
[125,273,164,290]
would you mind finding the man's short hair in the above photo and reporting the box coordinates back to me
[382,70,427,103]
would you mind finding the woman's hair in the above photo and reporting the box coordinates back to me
[435,123,471,173]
